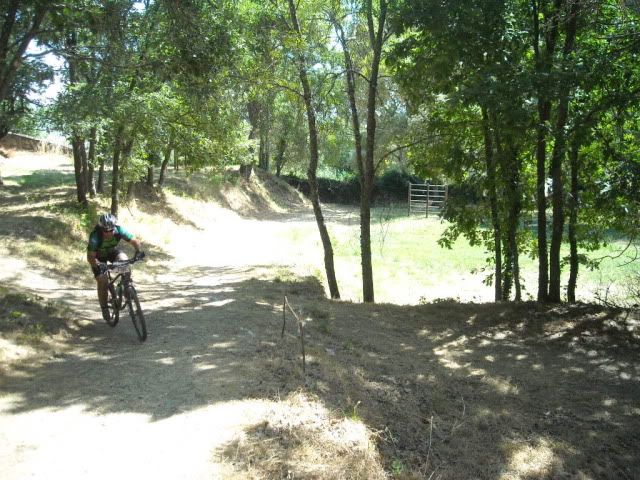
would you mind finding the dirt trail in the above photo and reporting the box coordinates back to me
[0,152,376,479]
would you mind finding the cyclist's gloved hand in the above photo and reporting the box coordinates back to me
[134,251,145,261]
[97,262,108,275]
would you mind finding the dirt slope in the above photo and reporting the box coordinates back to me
[0,150,639,480]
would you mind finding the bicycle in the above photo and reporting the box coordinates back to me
[103,252,147,342]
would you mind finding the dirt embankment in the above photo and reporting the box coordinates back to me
[1,150,639,480]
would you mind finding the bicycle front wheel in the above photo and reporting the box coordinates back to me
[106,283,119,327]
[126,285,147,342]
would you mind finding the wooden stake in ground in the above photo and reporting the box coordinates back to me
[282,295,306,374]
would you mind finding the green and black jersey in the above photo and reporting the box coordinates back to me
[87,225,134,259]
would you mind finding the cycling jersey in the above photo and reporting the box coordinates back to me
[87,225,135,259]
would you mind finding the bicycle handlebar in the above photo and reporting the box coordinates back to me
[106,252,146,269]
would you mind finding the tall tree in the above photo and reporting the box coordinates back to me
[0,0,52,186]
[331,0,390,303]
[531,0,562,302]
[285,0,341,299]
[391,0,532,301]
[548,0,580,302]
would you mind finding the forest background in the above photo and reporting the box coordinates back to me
[1,0,639,306]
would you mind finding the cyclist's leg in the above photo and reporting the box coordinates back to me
[92,262,110,321]
[91,262,108,306]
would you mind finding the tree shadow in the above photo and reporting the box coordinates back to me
[3,170,77,190]
[0,266,322,422]
[1,259,638,478]
[230,297,640,479]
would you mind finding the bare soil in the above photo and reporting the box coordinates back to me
[0,151,639,480]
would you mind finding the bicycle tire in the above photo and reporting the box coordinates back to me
[126,285,147,342]
[106,284,119,327]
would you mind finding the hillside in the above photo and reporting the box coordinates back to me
[0,150,639,480]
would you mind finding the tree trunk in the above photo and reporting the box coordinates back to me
[535,99,551,302]
[549,0,579,302]
[275,136,286,177]
[71,134,88,206]
[507,147,522,302]
[493,132,513,300]
[259,109,270,171]
[567,136,580,303]
[97,154,105,194]
[80,137,89,196]
[111,127,124,216]
[288,0,340,299]
[158,140,172,187]
[482,107,502,301]
[146,166,154,186]
[87,127,97,197]
[532,0,562,302]
[122,137,134,202]
[333,13,368,300]
[359,0,388,302]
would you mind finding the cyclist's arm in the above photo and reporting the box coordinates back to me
[117,225,141,253]
[128,237,142,253]
[87,231,101,267]
[87,250,100,267]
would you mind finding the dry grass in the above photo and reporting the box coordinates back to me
[249,290,640,479]
[218,391,386,480]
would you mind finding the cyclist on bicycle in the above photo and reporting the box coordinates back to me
[87,213,144,322]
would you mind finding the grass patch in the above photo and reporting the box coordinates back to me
[15,170,76,189]
[0,291,70,345]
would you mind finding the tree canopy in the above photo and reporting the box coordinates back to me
[3,0,639,304]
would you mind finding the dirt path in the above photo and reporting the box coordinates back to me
[0,152,375,479]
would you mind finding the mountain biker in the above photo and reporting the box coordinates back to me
[87,213,144,322]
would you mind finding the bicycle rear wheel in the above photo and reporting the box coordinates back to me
[126,285,147,342]
[106,284,120,327]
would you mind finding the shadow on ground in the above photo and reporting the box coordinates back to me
[2,264,639,479]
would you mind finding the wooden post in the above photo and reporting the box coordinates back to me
[408,183,411,215]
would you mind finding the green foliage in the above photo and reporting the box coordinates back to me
[389,0,640,299]
[375,168,422,200]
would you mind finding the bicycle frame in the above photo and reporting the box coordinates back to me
[107,267,132,310]
[103,255,147,341]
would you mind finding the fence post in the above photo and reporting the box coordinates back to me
[408,183,411,215]
[426,181,430,218]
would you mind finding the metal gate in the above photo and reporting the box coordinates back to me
[408,183,448,217]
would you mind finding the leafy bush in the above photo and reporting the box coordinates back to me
[283,169,423,204]
[375,169,423,201]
